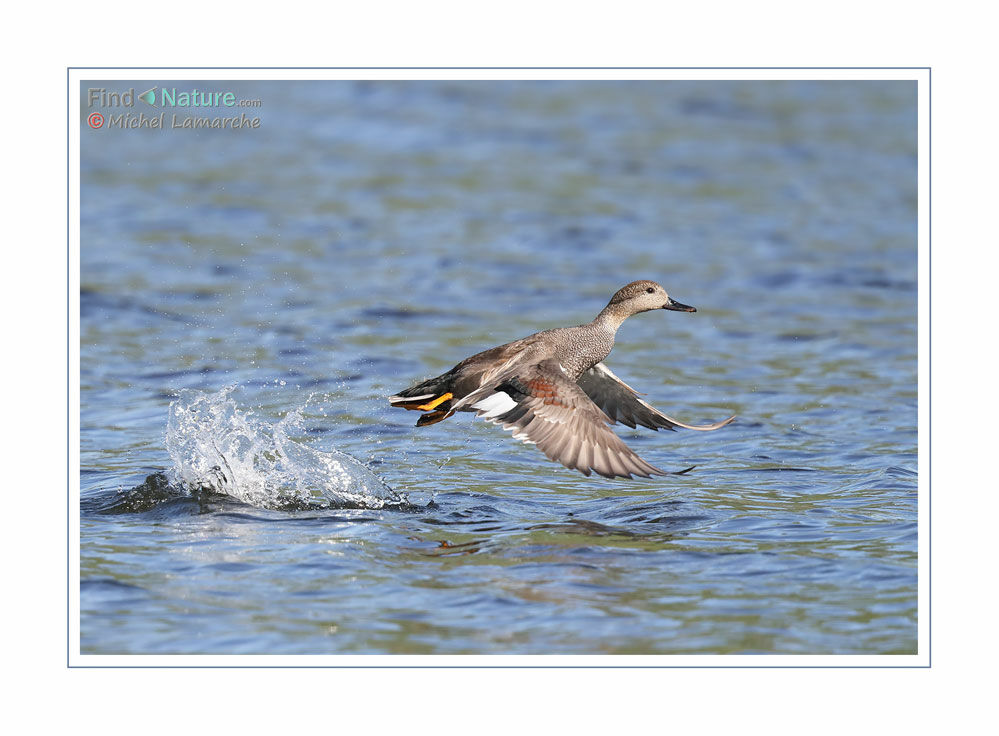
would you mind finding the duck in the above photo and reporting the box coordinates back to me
[389,280,734,479]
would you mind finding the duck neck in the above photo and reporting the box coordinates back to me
[593,303,630,333]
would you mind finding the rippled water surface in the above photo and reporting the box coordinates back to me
[79,80,917,655]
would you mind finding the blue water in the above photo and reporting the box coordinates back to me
[79,80,917,654]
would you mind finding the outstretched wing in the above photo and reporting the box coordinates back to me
[576,362,736,431]
[459,360,669,479]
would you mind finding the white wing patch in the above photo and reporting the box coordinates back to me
[472,391,517,419]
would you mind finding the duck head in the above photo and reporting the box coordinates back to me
[607,280,696,315]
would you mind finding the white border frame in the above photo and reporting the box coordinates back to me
[69,67,929,667]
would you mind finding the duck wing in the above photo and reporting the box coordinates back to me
[576,362,736,432]
[454,360,669,479]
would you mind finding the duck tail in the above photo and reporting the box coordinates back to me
[389,373,456,416]
[416,408,454,426]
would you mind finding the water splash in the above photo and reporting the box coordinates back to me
[165,386,402,509]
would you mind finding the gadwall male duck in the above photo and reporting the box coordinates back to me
[389,280,734,479]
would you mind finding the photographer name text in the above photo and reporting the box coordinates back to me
[99,111,261,130]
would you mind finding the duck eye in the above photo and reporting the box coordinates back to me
[646,287,655,294]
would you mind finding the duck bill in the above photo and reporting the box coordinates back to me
[663,298,696,313]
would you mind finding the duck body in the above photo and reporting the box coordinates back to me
[389,280,734,479]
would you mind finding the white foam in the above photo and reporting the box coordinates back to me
[165,386,402,509]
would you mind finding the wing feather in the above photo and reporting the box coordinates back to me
[468,360,670,479]
[577,362,736,432]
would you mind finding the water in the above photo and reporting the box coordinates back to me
[79,80,917,654]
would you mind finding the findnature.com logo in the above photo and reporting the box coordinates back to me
[86,86,263,130]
